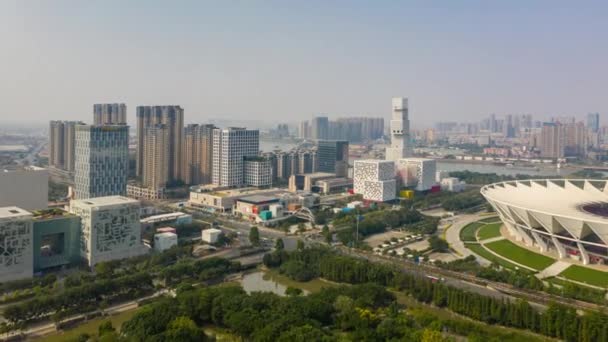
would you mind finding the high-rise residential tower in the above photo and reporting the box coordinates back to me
[311,116,329,140]
[74,125,129,199]
[540,122,564,160]
[142,125,170,189]
[386,97,412,161]
[587,112,600,133]
[93,103,127,125]
[49,120,83,172]
[212,127,259,187]
[182,124,216,185]
[136,106,184,182]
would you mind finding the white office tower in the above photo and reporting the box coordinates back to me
[212,128,260,187]
[0,207,33,281]
[385,97,412,161]
[397,158,437,191]
[70,196,147,267]
[353,160,396,202]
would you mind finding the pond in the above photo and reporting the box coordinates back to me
[240,270,335,296]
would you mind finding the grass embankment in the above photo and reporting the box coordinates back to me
[559,265,608,288]
[477,223,502,241]
[485,240,555,271]
[465,243,523,271]
[460,222,483,242]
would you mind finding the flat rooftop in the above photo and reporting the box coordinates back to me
[72,196,138,207]
[238,195,280,204]
[0,206,32,218]
[32,208,74,220]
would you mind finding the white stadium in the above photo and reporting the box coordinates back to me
[481,179,608,265]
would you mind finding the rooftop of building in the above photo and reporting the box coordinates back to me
[72,196,138,207]
[354,159,394,165]
[238,195,280,204]
[194,186,285,198]
[141,212,190,223]
[0,206,32,218]
[2,166,48,173]
[155,232,177,238]
[316,177,353,185]
[295,172,336,179]
[32,208,75,220]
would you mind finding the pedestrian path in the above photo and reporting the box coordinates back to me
[535,261,571,279]
[478,236,505,244]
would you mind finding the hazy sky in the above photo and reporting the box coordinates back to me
[1,1,607,128]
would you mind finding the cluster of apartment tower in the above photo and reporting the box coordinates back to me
[50,105,272,200]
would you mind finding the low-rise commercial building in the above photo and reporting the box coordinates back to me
[440,177,466,192]
[315,177,353,194]
[189,186,285,213]
[126,184,166,200]
[288,172,336,192]
[202,228,222,244]
[235,195,281,221]
[154,232,178,252]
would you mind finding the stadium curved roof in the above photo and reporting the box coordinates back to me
[481,179,608,244]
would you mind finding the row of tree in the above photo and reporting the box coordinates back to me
[264,248,608,342]
[3,272,153,324]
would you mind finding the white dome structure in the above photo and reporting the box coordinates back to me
[481,179,608,265]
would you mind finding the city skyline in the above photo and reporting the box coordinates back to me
[1,1,607,126]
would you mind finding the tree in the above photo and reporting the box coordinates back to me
[98,320,115,336]
[164,316,204,342]
[249,227,260,246]
[275,238,285,251]
[322,225,331,244]
[277,324,326,341]
[297,223,306,233]
[285,286,303,296]
[429,236,449,252]
[296,239,305,250]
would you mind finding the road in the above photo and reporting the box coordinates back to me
[193,212,304,251]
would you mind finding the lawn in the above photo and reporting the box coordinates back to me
[460,222,483,242]
[43,308,139,342]
[559,265,608,288]
[477,223,502,241]
[465,243,523,271]
[484,240,555,271]
[477,216,500,223]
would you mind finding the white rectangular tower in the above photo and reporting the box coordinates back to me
[70,196,146,267]
[386,97,412,161]
[0,207,33,281]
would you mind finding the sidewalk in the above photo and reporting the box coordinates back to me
[445,214,492,266]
